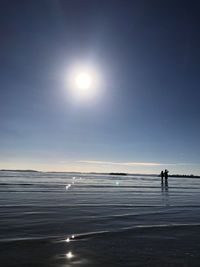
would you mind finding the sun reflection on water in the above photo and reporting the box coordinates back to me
[66,251,74,259]
[64,234,75,243]
[66,184,72,190]
[65,176,84,191]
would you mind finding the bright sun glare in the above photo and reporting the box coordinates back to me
[67,65,100,101]
[75,72,92,90]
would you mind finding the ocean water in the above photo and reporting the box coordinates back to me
[1,171,200,266]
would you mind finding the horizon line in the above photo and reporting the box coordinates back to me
[0,168,199,177]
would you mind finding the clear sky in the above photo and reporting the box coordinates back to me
[0,0,200,174]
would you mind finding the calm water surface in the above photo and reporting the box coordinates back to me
[1,171,200,266]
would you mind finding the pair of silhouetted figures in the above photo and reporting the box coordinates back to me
[160,169,169,187]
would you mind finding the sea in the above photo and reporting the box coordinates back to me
[1,171,200,266]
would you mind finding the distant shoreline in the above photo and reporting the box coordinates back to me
[169,174,200,178]
[0,169,40,173]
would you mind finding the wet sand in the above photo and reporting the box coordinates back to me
[1,225,200,267]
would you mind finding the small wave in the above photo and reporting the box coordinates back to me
[2,204,200,208]
[64,223,200,241]
[0,235,59,243]
[1,223,200,244]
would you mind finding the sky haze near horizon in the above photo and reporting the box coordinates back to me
[1,0,200,174]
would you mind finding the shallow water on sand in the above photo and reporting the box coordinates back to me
[1,171,200,266]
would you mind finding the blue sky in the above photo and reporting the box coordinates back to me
[0,0,200,174]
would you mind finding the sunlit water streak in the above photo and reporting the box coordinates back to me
[1,171,200,266]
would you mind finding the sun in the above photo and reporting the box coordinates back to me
[75,72,92,90]
[66,64,101,102]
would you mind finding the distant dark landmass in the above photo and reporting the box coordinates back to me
[169,174,200,178]
[109,172,127,176]
[0,169,39,173]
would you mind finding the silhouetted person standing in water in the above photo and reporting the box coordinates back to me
[164,169,169,186]
[164,169,169,179]
[160,170,164,185]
